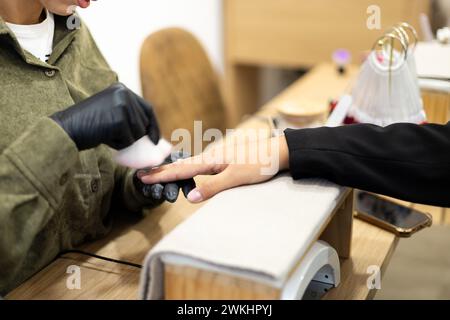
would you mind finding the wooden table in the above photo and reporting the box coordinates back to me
[7,64,400,300]
[223,0,430,125]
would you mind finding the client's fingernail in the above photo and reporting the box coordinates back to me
[136,169,150,178]
[141,177,152,184]
[136,172,145,179]
[187,189,203,203]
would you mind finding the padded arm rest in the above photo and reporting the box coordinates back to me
[140,174,352,300]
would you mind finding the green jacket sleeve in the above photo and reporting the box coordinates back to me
[0,118,78,291]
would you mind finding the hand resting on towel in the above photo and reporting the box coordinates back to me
[138,135,289,203]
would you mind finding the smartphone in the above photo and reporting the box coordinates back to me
[354,191,433,237]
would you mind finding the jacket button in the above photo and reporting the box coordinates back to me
[90,179,99,193]
[59,172,69,186]
[45,69,56,77]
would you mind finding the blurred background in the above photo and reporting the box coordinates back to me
[81,0,449,106]
[81,0,450,299]
[81,0,223,94]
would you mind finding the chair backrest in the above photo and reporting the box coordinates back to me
[140,28,226,154]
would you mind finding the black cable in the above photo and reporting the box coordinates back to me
[59,249,142,269]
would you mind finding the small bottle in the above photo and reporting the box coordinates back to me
[332,49,352,75]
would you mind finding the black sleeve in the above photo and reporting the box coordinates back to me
[284,122,450,207]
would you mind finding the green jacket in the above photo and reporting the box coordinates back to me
[0,15,157,294]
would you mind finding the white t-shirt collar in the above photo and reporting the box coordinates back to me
[6,9,55,62]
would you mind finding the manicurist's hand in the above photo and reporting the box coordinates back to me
[50,83,160,151]
[138,135,290,203]
[134,151,197,204]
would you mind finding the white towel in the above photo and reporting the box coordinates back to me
[114,137,172,169]
[140,174,346,299]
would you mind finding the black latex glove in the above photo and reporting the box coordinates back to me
[50,83,160,151]
[134,151,196,204]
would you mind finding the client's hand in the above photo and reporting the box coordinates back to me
[138,135,290,203]
[134,151,196,203]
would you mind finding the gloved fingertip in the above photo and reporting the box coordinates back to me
[148,128,160,145]
[166,195,178,203]
[142,185,152,198]
[181,179,197,198]
[164,183,180,203]
[150,184,164,200]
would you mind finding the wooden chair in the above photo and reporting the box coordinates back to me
[140,28,226,153]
